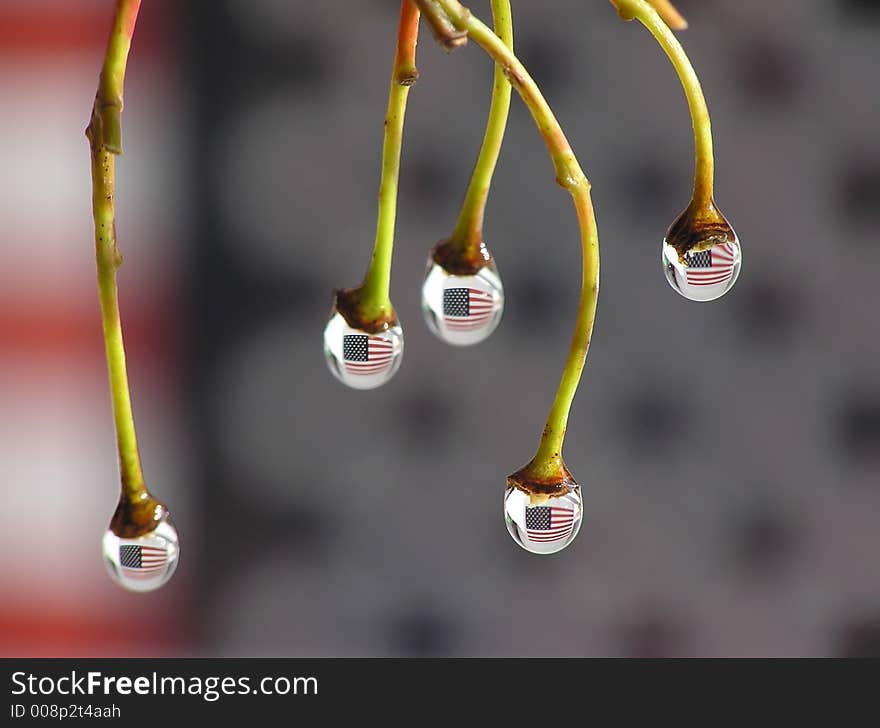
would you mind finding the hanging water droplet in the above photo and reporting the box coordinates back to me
[662,203,742,302]
[102,511,179,592]
[504,482,583,555]
[421,253,504,346]
[324,310,403,390]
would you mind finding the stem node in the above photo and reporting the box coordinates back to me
[395,66,420,86]
[419,0,469,50]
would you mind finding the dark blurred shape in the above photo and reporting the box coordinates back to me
[387,606,457,656]
[735,276,799,344]
[620,156,678,217]
[620,388,689,455]
[731,503,797,579]
[837,0,880,21]
[668,0,705,21]
[835,613,880,658]
[219,0,332,97]
[233,33,330,95]
[392,387,458,450]
[407,149,460,212]
[835,395,880,464]
[516,34,573,101]
[506,270,566,333]
[835,157,880,229]
[617,610,685,658]
[262,35,330,91]
[206,492,330,584]
[735,37,803,109]
[212,272,324,356]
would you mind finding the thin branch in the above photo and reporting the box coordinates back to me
[610,0,688,31]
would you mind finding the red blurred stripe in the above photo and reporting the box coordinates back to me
[0,289,178,372]
[0,610,183,657]
[0,3,167,55]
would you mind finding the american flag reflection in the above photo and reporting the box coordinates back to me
[343,334,394,376]
[442,287,495,331]
[119,543,167,580]
[684,243,737,288]
[525,505,575,544]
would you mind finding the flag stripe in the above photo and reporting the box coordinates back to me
[121,566,165,573]
[688,270,733,278]
[346,357,393,365]
[348,362,389,374]
[119,543,168,573]
[345,357,393,365]
[688,272,733,279]
[445,321,493,330]
[529,527,575,534]
[527,529,573,535]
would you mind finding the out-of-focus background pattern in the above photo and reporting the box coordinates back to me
[0,0,191,655]
[1,0,878,657]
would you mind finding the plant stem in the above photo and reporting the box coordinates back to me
[87,0,146,503]
[359,0,421,320]
[614,0,713,206]
[419,0,600,482]
[528,189,598,480]
[448,0,512,253]
[615,1,687,31]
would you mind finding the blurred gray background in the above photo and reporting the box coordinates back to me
[184,0,880,656]
[2,0,878,657]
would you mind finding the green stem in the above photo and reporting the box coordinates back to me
[529,189,599,480]
[359,0,421,320]
[87,0,145,502]
[448,0,513,252]
[422,0,600,482]
[615,0,714,206]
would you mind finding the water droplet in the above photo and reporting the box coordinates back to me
[662,204,742,302]
[421,256,504,346]
[102,512,179,592]
[504,483,582,555]
[324,311,403,390]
